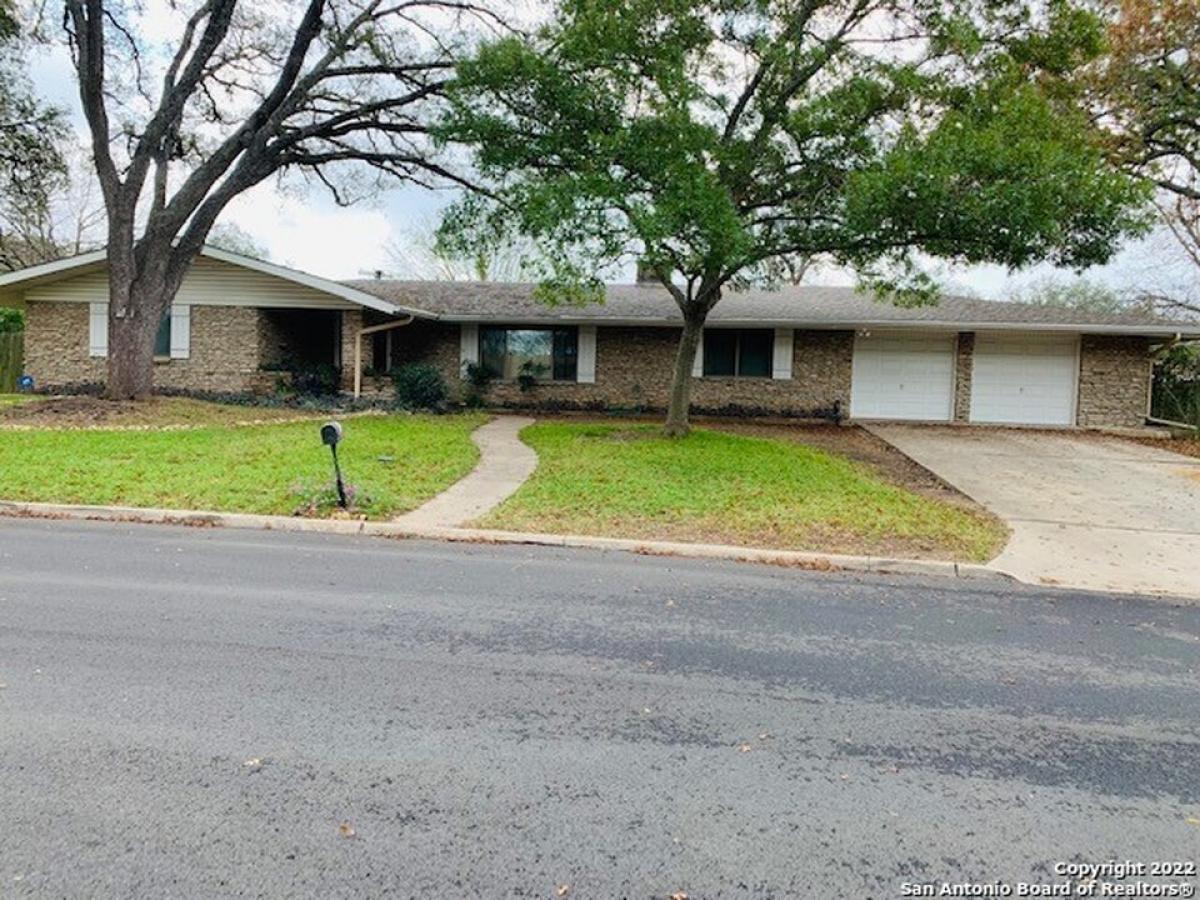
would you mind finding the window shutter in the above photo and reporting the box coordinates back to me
[460,323,479,371]
[170,304,191,359]
[88,302,108,358]
[691,329,704,377]
[577,325,597,383]
[772,328,793,380]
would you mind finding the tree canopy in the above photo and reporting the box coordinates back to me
[0,0,68,271]
[438,0,1154,433]
[63,0,499,398]
[1087,0,1199,316]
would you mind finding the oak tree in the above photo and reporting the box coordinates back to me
[64,0,496,398]
[0,0,69,271]
[439,0,1153,435]
[1090,0,1199,316]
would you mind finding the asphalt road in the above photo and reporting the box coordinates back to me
[1,519,1197,899]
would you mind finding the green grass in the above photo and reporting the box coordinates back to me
[0,394,33,407]
[480,422,1007,562]
[0,413,486,518]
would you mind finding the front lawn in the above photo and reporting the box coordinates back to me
[0,395,327,428]
[0,412,486,519]
[479,422,1007,561]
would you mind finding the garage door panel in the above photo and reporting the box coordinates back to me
[970,336,1077,426]
[851,334,955,422]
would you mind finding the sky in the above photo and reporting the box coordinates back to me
[26,18,1198,304]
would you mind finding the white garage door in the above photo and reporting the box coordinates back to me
[970,335,1077,426]
[850,333,956,422]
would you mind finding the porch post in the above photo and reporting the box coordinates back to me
[354,331,363,399]
[339,309,362,394]
[351,316,416,399]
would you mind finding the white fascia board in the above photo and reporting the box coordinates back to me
[0,249,108,288]
[196,247,425,317]
[0,246,423,320]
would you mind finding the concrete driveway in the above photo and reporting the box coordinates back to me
[868,426,1200,598]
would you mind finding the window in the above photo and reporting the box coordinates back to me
[703,328,772,377]
[479,327,578,381]
[154,308,171,358]
[371,331,390,373]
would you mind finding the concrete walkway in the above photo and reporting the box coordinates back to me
[393,416,537,529]
[867,425,1200,599]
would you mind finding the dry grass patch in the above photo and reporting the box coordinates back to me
[0,395,330,429]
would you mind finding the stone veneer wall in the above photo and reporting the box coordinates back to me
[391,323,855,417]
[1076,335,1152,427]
[23,301,1159,428]
[25,300,265,393]
[953,332,975,422]
[338,308,362,391]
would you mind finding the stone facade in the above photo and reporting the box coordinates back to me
[1077,335,1152,428]
[25,301,265,393]
[393,324,854,418]
[21,300,1159,427]
[953,332,975,422]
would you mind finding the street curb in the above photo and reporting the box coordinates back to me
[0,500,1018,585]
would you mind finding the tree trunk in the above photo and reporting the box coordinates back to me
[663,308,707,438]
[105,305,159,400]
[104,260,169,400]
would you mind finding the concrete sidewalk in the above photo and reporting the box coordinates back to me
[392,416,537,529]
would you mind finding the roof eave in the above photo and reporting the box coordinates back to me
[0,246,419,318]
[432,312,1200,337]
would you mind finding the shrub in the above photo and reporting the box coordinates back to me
[1153,345,1200,428]
[289,361,340,397]
[0,307,24,333]
[516,360,547,393]
[393,362,449,411]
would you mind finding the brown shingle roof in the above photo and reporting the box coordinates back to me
[343,280,1198,335]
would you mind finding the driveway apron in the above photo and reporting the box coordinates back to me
[866,425,1200,598]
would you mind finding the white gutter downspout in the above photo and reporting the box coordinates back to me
[354,315,414,398]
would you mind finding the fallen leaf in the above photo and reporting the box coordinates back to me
[338,821,356,838]
[839,773,850,781]
[670,892,689,900]
[242,758,262,768]
[556,886,570,897]
[1186,817,1200,826]
[757,732,772,740]
[737,743,752,753]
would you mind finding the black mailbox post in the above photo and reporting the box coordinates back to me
[321,421,348,509]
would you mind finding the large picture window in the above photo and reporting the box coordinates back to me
[702,328,772,377]
[480,327,578,381]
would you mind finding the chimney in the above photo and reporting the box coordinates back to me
[635,260,659,285]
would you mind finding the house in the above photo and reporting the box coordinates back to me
[1,246,1197,428]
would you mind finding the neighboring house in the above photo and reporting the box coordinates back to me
[1,246,1197,428]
